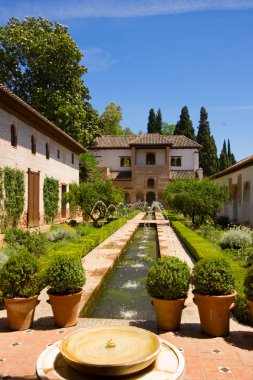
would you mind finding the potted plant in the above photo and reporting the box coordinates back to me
[191,257,236,336]
[44,253,85,327]
[244,266,253,318]
[146,256,191,330]
[0,252,41,330]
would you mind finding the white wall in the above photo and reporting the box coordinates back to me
[215,165,253,227]
[0,108,79,220]
[94,149,132,171]
[135,149,166,165]
[170,149,199,170]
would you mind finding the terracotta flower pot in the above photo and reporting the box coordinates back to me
[4,295,40,331]
[48,290,82,327]
[193,291,237,337]
[152,297,187,331]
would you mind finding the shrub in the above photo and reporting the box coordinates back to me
[220,230,252,250]
[246,250,253,267]
[191,258,235,296]
[244,267,253,301]
[0,252,42,297]
[215,216,229,228]
[4,227,26,248]
[146,256,191,300]
[4,228,47,256]
[0,248,16,270]
[43,254,85,295]
[47,226,76,242]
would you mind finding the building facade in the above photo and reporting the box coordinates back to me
[0,84,85,227]
[210,155,253,227]
[90,134,202,205]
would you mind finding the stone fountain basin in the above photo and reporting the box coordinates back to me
[60,325,161,377]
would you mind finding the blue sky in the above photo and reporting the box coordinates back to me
[1,1,253,161]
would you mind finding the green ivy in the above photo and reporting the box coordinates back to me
[43,177,59,223]
[3,167,25,227]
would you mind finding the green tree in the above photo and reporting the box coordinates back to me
[219,140,229,171]
[155,108,162,133]
[79,152,101,183]
[100,103,124,135]
[147,108,157,133]
[147,108,163,133]
[164,178,228,225]
[174,106,196,140]
[0,16,101,146]
[161,122,175,135]
[196,107,218,176]
[66,178,124,226]
[227,139,236,166]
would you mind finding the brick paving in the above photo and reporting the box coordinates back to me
[0,212,252,379]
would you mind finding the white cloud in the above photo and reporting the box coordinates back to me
[83,47,117,72]
[1,0,253,21]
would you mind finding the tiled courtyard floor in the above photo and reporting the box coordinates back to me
[0,213,252,379]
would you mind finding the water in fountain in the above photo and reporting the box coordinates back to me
[82,224,158,320]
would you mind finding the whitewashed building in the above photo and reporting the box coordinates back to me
[210,155,253,227]
[0,84,85,226]
[90,134,202,205]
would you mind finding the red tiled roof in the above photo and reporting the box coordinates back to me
[210,154,253,179]
[170,170,197,179]
[0,83,85,154]
[92,134,201,149]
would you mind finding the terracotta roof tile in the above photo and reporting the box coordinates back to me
[170,170,197,179]
[0,83,85,154]
[210,154,253,179]
[92,134,201,149]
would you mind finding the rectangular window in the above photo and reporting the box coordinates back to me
[71,153,74,164]
[57,149,60,159]
[171,157,182,167]
[120,157,131,167]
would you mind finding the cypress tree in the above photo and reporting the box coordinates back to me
[155,108,162,133]
[219,140,229,171]
[227,139,236,166]
[174,106,196,140]
[147,108,157,133]
[196,107,218,176]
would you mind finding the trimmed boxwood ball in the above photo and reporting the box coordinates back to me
[146,256,191,300]
[44,254,85,295]
[191,257,235,296]
[244,266,253,301]
[0,252,41,298]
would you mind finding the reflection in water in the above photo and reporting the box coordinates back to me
[84,225,158,320]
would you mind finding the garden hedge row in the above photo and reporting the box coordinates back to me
[170,220,251,326]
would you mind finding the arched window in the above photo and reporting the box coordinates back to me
[171,157,182,166]
[45,143,50,159]
[11,124,17,147]
[31,135,36,154]
[147,178,155,188]
[146,153,156,165]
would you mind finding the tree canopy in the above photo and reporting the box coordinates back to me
[219,139,236,171]
[174,106,196,140]
[99,102,133,136]
[0,16,101,146]
[164,178,228,225]
[147,108,162,133]
[196,107,218,176]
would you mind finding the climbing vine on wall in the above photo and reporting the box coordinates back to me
[43,177,59,222]
[3,167,25,227]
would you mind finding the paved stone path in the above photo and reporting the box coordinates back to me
[0,212,252,379]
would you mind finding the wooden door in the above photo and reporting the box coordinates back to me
[28,170,40,226]
[61,184,67,218]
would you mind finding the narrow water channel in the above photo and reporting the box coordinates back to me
[83,223,158,320]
